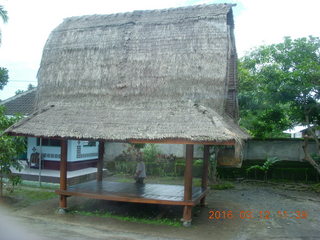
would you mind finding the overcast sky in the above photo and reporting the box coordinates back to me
[0,0,319,100]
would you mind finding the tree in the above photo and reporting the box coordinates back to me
[27,83,35,90]
[0,67,8,91]
[0,106,25,196]
[0,5,9,93]
[0,6,26,195]
[239,36,320,174]
[0,5,8,45]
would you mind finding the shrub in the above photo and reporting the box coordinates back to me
[141,144,162,163]
[246,157,280,181]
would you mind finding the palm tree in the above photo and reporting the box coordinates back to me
[0,5,8,45]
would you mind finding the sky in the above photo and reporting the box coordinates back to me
[0,0,319,100]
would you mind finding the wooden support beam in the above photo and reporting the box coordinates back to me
[183,144,193,226]
[184,144,193,201]
[97,141,105,181]
[59,139,68,209]
[129,139,235,145]
[200,145,210,206]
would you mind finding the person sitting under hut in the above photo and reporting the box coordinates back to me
[134,156,146,184]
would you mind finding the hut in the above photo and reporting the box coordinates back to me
[1,88,99,171]
[5,3,249,226]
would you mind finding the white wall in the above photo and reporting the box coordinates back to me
[73,140,99,161]
[27,137,61,161]
[27,138,98,162]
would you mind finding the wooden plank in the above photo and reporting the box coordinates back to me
[97,141,104,181]
[55,189,195,206]
[59,139,68,209]
[55,181,207,206]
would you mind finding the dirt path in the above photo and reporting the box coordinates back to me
[1,182,320,240]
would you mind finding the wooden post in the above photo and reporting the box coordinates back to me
[200,145,210,206]
[97,141,105,181]
[59,139,68,210]
[182,144,193,226]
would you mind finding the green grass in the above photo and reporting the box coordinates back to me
[20,180,59,189]
[193,178,202,187]
[2,182,57,203]
[9,187,57,201]
[71,210,181,227]
[1,185,58,209]
[211,181,235,190]
[2,178,59,190]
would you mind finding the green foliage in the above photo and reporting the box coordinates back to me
[246,157,279,173]
[0,6,23,194]
[246,157,280,181]
[114,144,178,177]
[113,144,143,174]
[114,161,135,175]
[141,144,162,163]
[311,153,320,162]
[15,84,36,95]
[193,178,201,187]
[193,159,203,166]
[0,67,8,91]
[15,89,25,95]
[5,175,22,193]
[0,106,26,196]
[131,143,145,149]
[239,36,320,138]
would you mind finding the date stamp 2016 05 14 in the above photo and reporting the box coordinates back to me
[208,210,308,220]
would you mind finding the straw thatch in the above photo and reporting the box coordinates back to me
[6,3,249,143]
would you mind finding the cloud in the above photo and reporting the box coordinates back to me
[235,0,320,56]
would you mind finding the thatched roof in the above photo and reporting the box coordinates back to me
[6,3,249,144]
[1,88,36,116]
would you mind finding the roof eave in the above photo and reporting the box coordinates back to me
[5,131,237,145]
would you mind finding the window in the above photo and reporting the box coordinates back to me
[37,138,61,147]
[83,141,97,147]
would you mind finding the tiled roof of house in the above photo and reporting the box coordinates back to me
[1,88,36,116]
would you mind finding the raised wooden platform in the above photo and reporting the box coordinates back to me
[56,180,208,206]
[11,162,106,185]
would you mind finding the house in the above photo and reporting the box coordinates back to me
[1,88,36,116]
[5,4,249,226]
[1,89,99,171]
[284,125,320,139]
